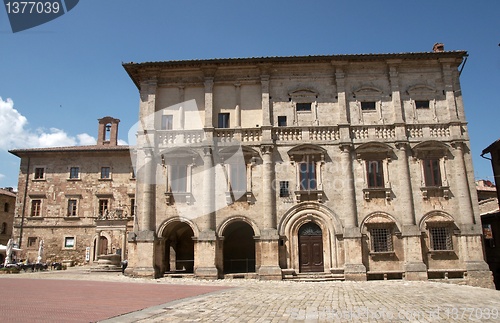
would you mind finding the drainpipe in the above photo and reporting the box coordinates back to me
[18,156,30,248]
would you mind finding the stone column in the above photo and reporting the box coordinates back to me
[121,228,127,261]
[95,231,101,261]
[129,77,159,278]
[452,142,474,225]
[194,147,218,279]
[258,144,282,280]
[395,142,427,280]
[132,147,158,277]
[339,144,366,280]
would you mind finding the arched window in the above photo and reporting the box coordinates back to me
[1,222,7,234]
[4,202,9,213]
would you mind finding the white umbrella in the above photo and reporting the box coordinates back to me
[36,240,44,264]
[4,238,13,266]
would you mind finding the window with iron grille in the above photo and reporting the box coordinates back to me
[67,199,78,216]
[429,226,453,251]
[31,199,42,216]
[370,227,393,252]
[279,181,289,197]
[27,237,37,248]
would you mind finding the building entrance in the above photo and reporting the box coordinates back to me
[298,222,324,272]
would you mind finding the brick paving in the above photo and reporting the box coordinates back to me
[1,268,500,322]
[0,272,228,322]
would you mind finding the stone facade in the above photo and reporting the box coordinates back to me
[121,47,493,288]
[9,48,493,288]
[0,188,16,248]
[10,117,134,265]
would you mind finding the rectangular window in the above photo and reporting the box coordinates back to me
[171,165,187,193]
[64,237,75,248]
[98,199,109,216]
[27,237,37,248]
[415,100,430,109]
[370,228,393,252]
[161,115,173,130]
[31,200,42,216]
[299,162,316,190]
[361,101,376,111]
[366,160,384,188]
[130,198,135,216]
[67,199,78,217]
[34,167,45,180]
[100,167,111,179]
[278,116,287,127]
[296,103,311,112]
[69,167,80,179]
[280,181,290,197]
[218,113,230,128]
[429,227,453,251]
[229,163,246,192]
[423,159,442,187]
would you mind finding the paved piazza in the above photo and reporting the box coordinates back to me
[1,268,499,322]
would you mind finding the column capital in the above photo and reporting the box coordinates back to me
[260,144,274,155]
[339,143,353,153]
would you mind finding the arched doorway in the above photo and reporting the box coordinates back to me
[164,222,194,273]
[223,221,255,274]
[298,222,324,272]
[93,236,109,260]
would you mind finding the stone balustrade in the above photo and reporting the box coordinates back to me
[156,124,454,146]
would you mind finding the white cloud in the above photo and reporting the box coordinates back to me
[77,133,97,146]
[0,97,96,149]
[117,139,128,146]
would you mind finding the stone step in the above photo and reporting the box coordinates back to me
[284,272,345,282]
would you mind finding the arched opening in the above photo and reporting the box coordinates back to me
[164,222,194,273]
[93,236,109,261]
[223,221,255,274]
[298,222,324,272]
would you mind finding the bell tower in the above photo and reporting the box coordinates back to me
[97,116,120,146]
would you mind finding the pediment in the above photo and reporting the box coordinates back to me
[288,89,318,98]
[407,84,436,97]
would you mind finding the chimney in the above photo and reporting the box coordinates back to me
[97,116,120,146]
[433,43,445,52]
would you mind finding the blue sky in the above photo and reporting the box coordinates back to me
[0,0,499,189]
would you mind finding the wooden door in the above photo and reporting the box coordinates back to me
[298,223,323,272]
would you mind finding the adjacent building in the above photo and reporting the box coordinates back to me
[0,187,16,265]
[9,45,493,288]
[10,117,134,265]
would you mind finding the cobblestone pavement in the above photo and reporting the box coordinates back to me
[1,268,500,322]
